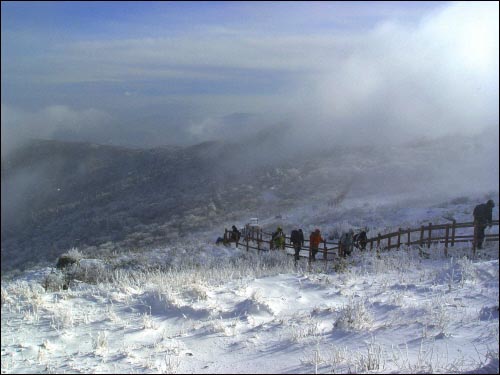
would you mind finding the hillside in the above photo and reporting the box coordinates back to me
[1,129,498,273]
[1,133,321,272]
[1,199,498,374]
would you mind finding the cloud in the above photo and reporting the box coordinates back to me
[1,104,113,155]
[1,1,498,151]
[280,1,499,145]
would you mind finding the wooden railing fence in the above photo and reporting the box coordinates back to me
[223,219,499,269]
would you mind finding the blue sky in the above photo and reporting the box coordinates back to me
[1,1,498,150]
[1,2,448,37]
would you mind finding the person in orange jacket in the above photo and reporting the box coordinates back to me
[309,229,323,261]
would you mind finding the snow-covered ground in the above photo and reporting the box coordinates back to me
[1,196,499,374]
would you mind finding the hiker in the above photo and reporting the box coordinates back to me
[309,229,323,261]
[339,229,354,257]
[354,230,368,251]
[231,225,241,247]
[473,199,495,249]
[231,225,241,241]
[299,229,305,253]
[271,226,286,250]
[290,228,305,263]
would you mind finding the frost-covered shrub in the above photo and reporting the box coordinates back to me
[206,318,237,336]
[424,293,452,336]
[334,297,373,331]
[183,283,209,301]
[158,354,181,374]
[50,307,75,330]
[324,340,385,374]
[65,258,112,284]
[255,250,295,272]
[300,342,327,373]
[56,248,83,270]
[43,269,68,291]
[5,280,45,307]
[355,337,386,371]
[66,247,84,260]
[371,247,419,274]
[289,318,323,342]
[92,331,109,355]
[332,257,349,273]
[456,256,477,286]
[1,286,12,306]
[245,290,275,316]
[326,344,350,368]
[438,256,478,291]
[142,311,156,330]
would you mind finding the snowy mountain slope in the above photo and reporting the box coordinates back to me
[1,199,498,374]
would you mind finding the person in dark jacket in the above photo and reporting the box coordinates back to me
[290,228,305,263]
[231,225,241,247]
[339,229,354,257]
[354,230,368,251]
[473,199,495,249]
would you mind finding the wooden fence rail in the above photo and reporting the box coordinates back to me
[223,219,499,269]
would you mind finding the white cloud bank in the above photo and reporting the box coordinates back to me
[1,1,498,150]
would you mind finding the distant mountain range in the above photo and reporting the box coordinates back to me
[2,128,498,272]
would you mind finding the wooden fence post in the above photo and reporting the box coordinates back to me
[407,228,411,246]
[420,225,425,247]
[257,229,261,252]
[451,220,456,247]
[323,240,328,272]
[246,236,249,251]
[472,223,477,257]
[427,223,432,248]
[387,235,392,250]
[397,228,402,249]
[376,233,382,258]
[444,224,449,257]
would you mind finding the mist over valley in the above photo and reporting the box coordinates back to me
[2,125,498,273]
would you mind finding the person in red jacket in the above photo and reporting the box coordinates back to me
[309,229,323,261]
